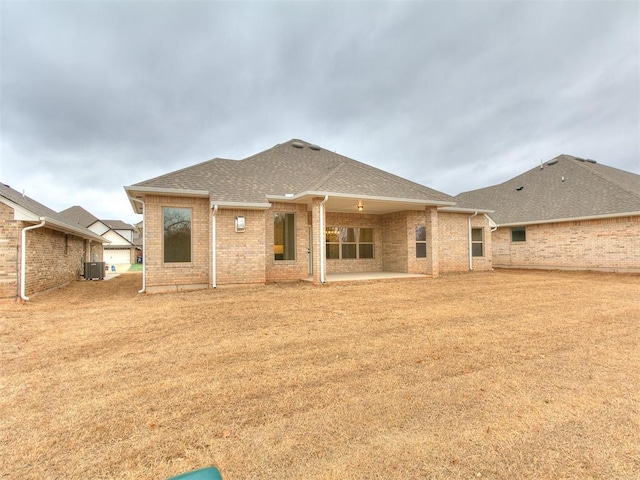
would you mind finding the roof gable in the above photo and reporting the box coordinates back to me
[456,155,640,225]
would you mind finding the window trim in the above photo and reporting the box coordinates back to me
[511,226,527,243]
[326,226,374,260]
[162,206,193,264]
[274,212,296,261]
[415,224,427,258]
[471,227,484,257]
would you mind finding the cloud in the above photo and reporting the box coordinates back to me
[1,1,637,222]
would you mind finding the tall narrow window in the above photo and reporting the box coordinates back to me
[274,213,295,260]
[416,225,427,258]
[163,207,192,263]
[358,228,374,259]
[471,228,484,257]
[511,227,526,242]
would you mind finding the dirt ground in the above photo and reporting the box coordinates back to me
[1,270,639,479]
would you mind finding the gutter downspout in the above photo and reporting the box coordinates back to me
[468,211,478,271]
[212,204,218,288]
[486,214,498,232]
[20,220,46,301]
[319,195,329,284]
[128,196,146,293]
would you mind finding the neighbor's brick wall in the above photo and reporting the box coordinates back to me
[1,203,102,300]
[216,208,266,285]
[24,227,86,296]
[265,202,309,283]
[325,212,383,274]
[0,203,20,299]
[492,216,640,271]
[144,195,210,291]
[438,212,492,273]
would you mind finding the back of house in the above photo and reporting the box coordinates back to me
[125,139,494,293]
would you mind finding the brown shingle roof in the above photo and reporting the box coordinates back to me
[456,155,640,225]
[103,220,135,230]
[132,139,455,205]
[59,205,100,228]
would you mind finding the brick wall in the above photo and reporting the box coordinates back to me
[1,203,104,300]
[438,212,492,272]
[492,216,640,271]
[0,203,20,299]
[382,211,408,273]
[216,208,266,285]
[144,195,211,292]
[24,227,86,296]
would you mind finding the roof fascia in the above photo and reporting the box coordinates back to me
[125,185,210,197]
[124,185,210,214]
[266,191,456,207]
[41,216,109,243]
[498,211,640,227]
[438,206,494,214]
[209,201,272,210]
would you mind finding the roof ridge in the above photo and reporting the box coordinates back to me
[305,162,347,191]
[349,158,455,201]
[572,158,640,200]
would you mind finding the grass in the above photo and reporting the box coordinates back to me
[1,269,638,479]
[128,263,143,272]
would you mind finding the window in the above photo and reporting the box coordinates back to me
[274,213,295,260]
[511,227,526,242]
[471,228,483,257]
[163,207,192,263]
[326,227,374,259]
[416,225,427,258]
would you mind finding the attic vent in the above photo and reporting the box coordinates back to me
[291,141,304,149]
[516,186,524,191]
[309,144,321,151]
[547,159,558,166]
[585,158,597,164]
[575,157,585,162]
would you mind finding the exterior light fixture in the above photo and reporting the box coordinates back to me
[357,202,364,212]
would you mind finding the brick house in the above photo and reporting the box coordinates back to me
[456,155,640,272]
[124,139,493,293]
[0,183,106,301]
[60,206,137,267]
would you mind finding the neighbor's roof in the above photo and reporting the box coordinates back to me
[456,155,640,226]
[103,220,135,230]
[59,205,100,228]
[0,184,107,242]
[127,139,458,209]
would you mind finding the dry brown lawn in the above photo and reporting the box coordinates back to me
[1,269,639,479]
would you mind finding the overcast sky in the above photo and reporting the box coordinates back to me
[1,1,638,225]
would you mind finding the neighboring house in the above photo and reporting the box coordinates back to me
[59,206,138,266]
[0,183,106,301]
[124,139,493,293]
[456,155,640,272]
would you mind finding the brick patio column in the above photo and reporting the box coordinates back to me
[311,197,325,285]
[427,206,439,277]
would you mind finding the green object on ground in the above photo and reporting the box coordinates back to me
[167,466,222,480]
[128,263,143,271]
